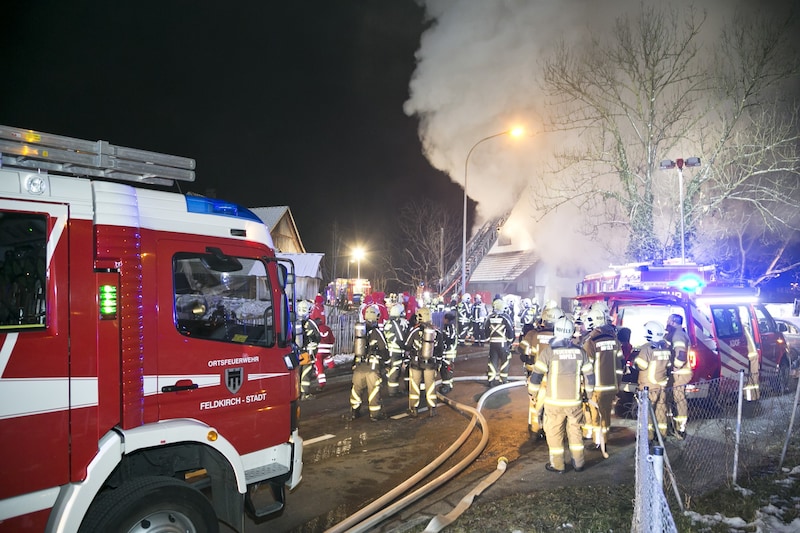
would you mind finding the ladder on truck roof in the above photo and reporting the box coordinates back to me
[0,125,195,186]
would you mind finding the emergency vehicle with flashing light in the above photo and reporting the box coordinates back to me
[0,126,303,532]
[576,262,791,401]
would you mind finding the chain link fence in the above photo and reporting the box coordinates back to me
[632,372,800,531]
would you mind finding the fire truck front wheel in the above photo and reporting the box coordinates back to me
[79,475,219,533]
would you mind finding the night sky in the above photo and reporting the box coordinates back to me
[1,1,461,268]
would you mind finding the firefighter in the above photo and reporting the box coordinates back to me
[296,300,321,401]
[471,294,487,346]
[456,293,472,345]
[404,307,443,417]
[309,294,326,324]
[634,320,672,441]
[518,298,538,338]
[485,297,515,387]
[529,317,595,473]
[666,313,691,439]
[383,303,409,397]
[346,305,388,421]
[314,316,335,389]
[523,305,565,437]
[582,308,622,448]
[439,312,458,393]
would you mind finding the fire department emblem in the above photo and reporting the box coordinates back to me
[225,367,244,395]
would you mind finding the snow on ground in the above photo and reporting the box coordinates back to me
[683,465,800,532]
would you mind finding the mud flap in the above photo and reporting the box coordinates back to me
[245,479,286,519]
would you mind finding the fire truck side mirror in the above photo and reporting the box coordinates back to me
[278,294,292,348]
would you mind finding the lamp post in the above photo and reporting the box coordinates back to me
[352,247,365,280]
[461,127,524,295]
[659,157,701,264]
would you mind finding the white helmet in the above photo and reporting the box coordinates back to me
[461,293,471,303]
[540,306,565,327]
[590,301,610,321]
[553,317,575,340]
[296,300,312,318]
[474,294,482,302]
[644,321,665,343]
[364,305,380,323]
[521,298,532,309]
[584,309,606,332]
[389,303,404,318]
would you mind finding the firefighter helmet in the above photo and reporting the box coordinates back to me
[584,308,606,331]
[474,294,482,302]
[589,301,610,321]
[553,317,575,339]
[540,306,565,327]
[492,298,504,312]
[416,307,431,324]
[389,303,404,318]
[364,305,380,323]
[644,321,665,343]
[521,298,532,309]
[296,300,312,318]
[461,293,471,303]
[544,299,558,310]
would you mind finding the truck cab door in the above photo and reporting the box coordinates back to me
[752,304,782,368]
[708,304,753,378]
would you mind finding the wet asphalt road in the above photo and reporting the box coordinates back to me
[242,347,638,532]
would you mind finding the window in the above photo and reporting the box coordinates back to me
[712,306,743,338]
[753,305,776,334]
[616,303,684,347]
[173,252,273,346]
[0,212,47,329]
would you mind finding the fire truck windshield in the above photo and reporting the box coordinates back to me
[174,252,274,346]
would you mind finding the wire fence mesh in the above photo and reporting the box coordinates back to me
[632,372,800,531]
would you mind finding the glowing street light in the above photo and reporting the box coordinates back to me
[659,157,701,264]
[352,247,365,280]
[461,127,524,295]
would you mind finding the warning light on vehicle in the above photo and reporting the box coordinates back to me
[674,274,704,292]
[99,284,118,319]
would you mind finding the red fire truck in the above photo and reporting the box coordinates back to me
[576,262,792,401]
[0,126,303,532]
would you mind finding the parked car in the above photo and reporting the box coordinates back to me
[775,316,800,382]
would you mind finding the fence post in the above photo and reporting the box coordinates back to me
[733,369,744,485]
[779,374,800,469]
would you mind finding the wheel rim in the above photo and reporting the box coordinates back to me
[127,510,197,533]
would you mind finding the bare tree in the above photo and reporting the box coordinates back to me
[537,4,800,281]
[390,198,461,292]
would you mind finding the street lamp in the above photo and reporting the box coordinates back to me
[461,127,524,295]
[352,247,365,280]
[659,157,701,264]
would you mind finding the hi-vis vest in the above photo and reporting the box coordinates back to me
[530,340,594,407]
[635,341,672,388]
[583,327,621,392]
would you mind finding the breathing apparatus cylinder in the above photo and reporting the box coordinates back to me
[354,322,368,357]
[421,326,436,361]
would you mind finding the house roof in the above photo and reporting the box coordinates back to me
[469,250,538,282]
[250,206,306,253]
[276,252,324,279]
[250,206,288,229]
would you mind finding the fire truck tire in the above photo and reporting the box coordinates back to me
[79,475,219,533]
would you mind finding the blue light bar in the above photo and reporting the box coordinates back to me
[674,273,705,292]
[185,196,261,222]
